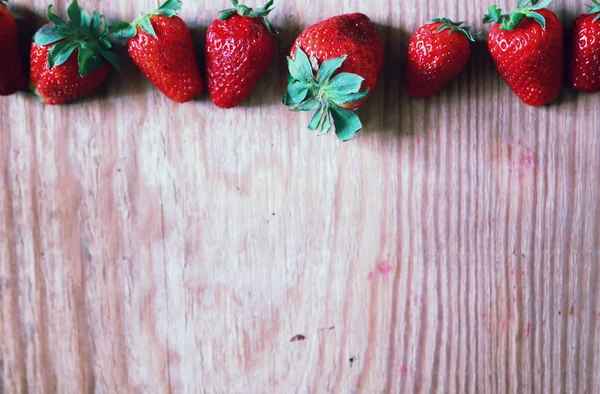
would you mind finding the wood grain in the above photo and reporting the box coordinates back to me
[1,0,599,393]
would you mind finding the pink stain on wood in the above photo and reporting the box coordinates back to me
[400,364,414,377]
[524,322,532,340]
[378,261,392,275]
[367,271,374,280]
[509,268,516,276]
[491,139,536,180]
[501,321,508,331]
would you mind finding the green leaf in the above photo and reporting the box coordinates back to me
[525,11,546,28]
[80,9,90,28]
[99,49,121,72]
[517,0,531,8]
[47,5,69,28]
[90,11,101,32]
[317,55,346,84]
[78,46,104,76]
[139,16,157,38]
[328,89,369,105]
[33,24,66,45]
[529,0,551,10]
[155,0,181,17]
[282,81,310,106]
[326,73,365,95]
[319,111,332,135]
[308,105,325,131]
[218,10,236,21]
[48,40,79,69]
[291,98,320,112]
[110,21,138,39]
[330,106,363,141]
[287,47,315,83]
[67,0,82,27]
[261,17,278,35]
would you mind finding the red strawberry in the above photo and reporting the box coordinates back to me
[567,1,600,92]
[483,0,564,106]
[406,18,475,98]
[283,13,384,141]
[30,0,121,104]
[206,0,277,108]
[111,0,203,103]
[0,0,26,95]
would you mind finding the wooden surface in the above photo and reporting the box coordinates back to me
[1,0,600,393]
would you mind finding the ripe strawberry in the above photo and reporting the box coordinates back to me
[406,18,475,98]
[0,0,26,95]
[483,0,564,106]
[283,13,384,141]
[111,0,203,103]
[206,0,277,108]
[30,0,121,104]
[567,1,600,92]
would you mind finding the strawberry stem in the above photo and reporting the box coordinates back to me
[586,0,600,21]
[482,0,552,30]
[110,0,182,40]
[431,17,477,42]
[33,0,121,76]
[218,0,278,34]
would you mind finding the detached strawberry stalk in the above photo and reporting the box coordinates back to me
[283,48,368,141]
[30,0,121,104]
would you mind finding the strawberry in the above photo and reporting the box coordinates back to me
[483,0,564,106]
[567,0,600,92]
[0,0,26,95]
[30,0,120,104]
[111,0,203,103]
[406,18,475,98]
[283,13,384,141]
[206,0,277,108]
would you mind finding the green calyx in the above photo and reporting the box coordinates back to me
[0,0,8,7]
[282,47,369,142]
[431,17,476,42]
[586,0,600,21]
[33,0,121,77]
[482,0,552,30]
[110,0,182,40]
[218,0,278,35]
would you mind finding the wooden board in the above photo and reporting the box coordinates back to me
[1,0,599,392]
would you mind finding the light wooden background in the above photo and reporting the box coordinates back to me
[1,0,599,393]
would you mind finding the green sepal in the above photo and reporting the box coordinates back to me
[283,47,370,141]
[218,0,278,34]
[0,1,8,7]
[482,0,552,31]
[48,40,78,68]
[33,24,66,45]
[585,0,600,20]
[110,0,181,40]
[138,16,157,38]
[431,17,477,42]
[41,0,121,76]
[287,47,315,83]
[330,106,363,142]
